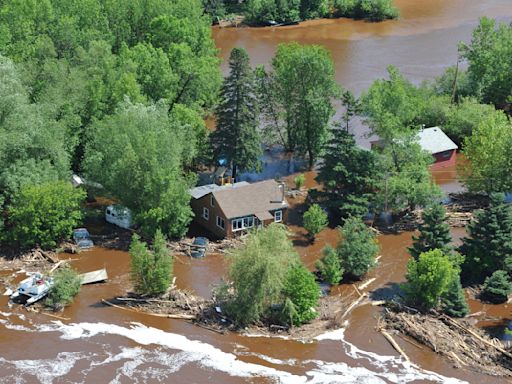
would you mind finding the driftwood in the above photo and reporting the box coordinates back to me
[26,307,70,321]
[358,277,376,291]
[116,297,175,304]
[102,299,196,320]
[380,329,411,362]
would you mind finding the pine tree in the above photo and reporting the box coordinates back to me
[409,204,453,260]
[442,276,469,318]
[210,48,261,181]
[460,193,512,283]
[482,270,512,304]
[340,89,361,132]
[315,128,380,218]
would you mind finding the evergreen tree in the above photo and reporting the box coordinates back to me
[460,193,512,282]
[441,276,469,318]
[315,128,380,218]
[409,204,453,260]
[337,217,379,279]
[340,89,361,131]
[482,270,512,304]
[210,47,261,181]
[316,245,343,285]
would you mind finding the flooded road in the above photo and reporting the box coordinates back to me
[2,1,512,383]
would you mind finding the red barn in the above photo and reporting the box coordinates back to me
[416,127,458,170]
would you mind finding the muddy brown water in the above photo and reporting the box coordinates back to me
[2,2,512,382]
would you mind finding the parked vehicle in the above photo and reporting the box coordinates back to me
[10,273,54,306]
[73,228,94,249]
[191,237,209,258]
[105,205,132,229]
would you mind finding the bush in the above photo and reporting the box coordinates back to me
[294,173,305,190]
[130,230,173,296]
[482,270,512,304]
[6,181,86,249]
[403,249,457,310]
[280,262,320,326]
[316,245,343,285]
[332,0,398,20]
[337,217,379,279]
[303,204,328,240]
[46,267,81,311]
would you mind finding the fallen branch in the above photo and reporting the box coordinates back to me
[358,278,376,291]
[102,299,196,320]
[26,307,70,321]
[380,329,410,362]
[340,293,367,320]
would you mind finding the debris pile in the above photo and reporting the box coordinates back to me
[382,307,512,376]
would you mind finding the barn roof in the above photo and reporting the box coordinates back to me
[416,127,458,154]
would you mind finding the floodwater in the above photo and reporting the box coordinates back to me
[3,1,512,383]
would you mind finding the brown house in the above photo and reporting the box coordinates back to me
[190,180,289,239]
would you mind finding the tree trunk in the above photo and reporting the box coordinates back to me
[232,162,237,183]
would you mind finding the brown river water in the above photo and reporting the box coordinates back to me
[2,1,512,383]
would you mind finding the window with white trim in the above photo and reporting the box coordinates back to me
[216,216,225,230]
[203,207,209,220]
[231,216,255,232]
[274,210,282,222]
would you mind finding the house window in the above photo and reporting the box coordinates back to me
[203,207,209,220]
[440,150,452,159]
[232,216,255,232]
[216,216,225,230]
[211,195,215,207]
[274,210,282,222]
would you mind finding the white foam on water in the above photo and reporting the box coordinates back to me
[0,352,87,384]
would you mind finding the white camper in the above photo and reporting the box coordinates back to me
[105,205,132,229]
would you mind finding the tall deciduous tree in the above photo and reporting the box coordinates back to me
[461,112,512,194]
[210,48,261,181]
[337,217,379,279]
[409,204,453,260]
[460,193,512,283]
[315,128,380,218]
[461,17,512,107]
[270,43,338,168]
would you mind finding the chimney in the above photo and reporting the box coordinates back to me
[279,183,285,204]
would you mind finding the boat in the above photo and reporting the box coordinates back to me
[10,273,54,306]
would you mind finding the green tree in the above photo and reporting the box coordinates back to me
[83,102,196,238]
[280,262,320,326]
[6,182,85,249]
[403,249,457,310]
[460,193,512,282]
[340,89,361,131]
[221,223,298,326]
[210,48,261,180]
[461,17,512,107]
[46,266,82,311]
[303,204,328,241]
[337,217,379,279]
[315,128,380,218]
[461,112,512,193]
[441,276,469,318]
[316,245,343,285]
[294,173,305,190]
[270,43,338,168]
[409,204,452,260]
[482,270,512,304]
[129,230,173,296]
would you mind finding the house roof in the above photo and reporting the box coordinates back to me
[416,127,458,154]
[212,179,288,219]
[190,181,249,200]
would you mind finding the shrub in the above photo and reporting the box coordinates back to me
[46,267,81,311]
[280,262,320,326]
[130,230,173,296]
[337,217,379,279]
[6,181,86,249]
[482,270,512,304]
[303,204,328,240]
[403,249,457,310]
[294,173,305,190]
[316,245,343,285]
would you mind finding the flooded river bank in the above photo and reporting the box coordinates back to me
[2,1,512,382]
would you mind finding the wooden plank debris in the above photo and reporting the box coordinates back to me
[80,268,108,285]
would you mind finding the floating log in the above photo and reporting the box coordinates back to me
[116,297,175,304]
[380,329,410,362]
[358,277,376,291]
[80,268,108,285]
